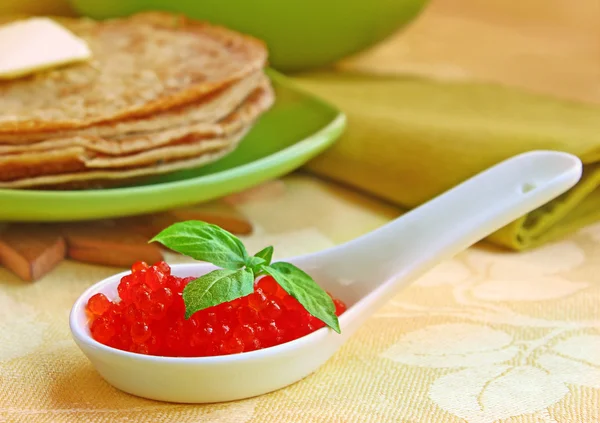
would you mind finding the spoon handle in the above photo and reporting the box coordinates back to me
[297,150,582,297]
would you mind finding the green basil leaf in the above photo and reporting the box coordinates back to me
[261,262,340,333]
[182,268,254,319]
[245,256,265,274]
[150,221,249,270]
[254,246,274,266]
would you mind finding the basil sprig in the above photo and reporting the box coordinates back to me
[151,221,340,333]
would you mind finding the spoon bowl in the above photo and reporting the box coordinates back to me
[70,150,582,403]
[70,263,350,403]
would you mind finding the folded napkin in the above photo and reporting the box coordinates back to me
[295,73,600,250]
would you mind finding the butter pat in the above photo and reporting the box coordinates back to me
[0,17,91,79]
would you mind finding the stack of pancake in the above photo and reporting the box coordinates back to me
[0,12,274,189]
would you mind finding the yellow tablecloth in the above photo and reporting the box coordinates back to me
[1,175,599,422]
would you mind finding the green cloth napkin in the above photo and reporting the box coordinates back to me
[294,73,600,250]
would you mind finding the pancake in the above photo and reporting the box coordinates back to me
[0,84,274,181]
[0,12,274,190]
[0,71,266,144]
[0,12,267,133]
[0,128,249,188]
[0,80,273,155]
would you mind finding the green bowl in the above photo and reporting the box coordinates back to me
[68,0,429,72]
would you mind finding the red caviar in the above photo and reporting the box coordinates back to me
[87,261,347,357]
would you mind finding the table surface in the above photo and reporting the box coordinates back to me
[339,0,600,106]
[1,174,599,423]
[1,0,599,421]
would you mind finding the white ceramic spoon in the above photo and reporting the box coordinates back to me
[70,150,582,403]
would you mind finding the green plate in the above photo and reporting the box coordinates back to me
[0,71,345,222]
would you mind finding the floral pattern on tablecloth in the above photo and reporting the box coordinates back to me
[0,177,598,423]
[379,229,600,423]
